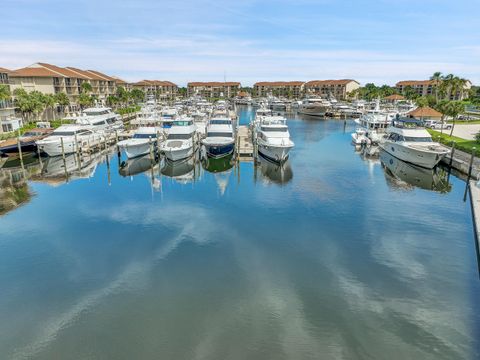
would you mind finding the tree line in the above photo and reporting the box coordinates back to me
[0,83,146,123]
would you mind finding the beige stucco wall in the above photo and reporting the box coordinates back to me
[10,77,56,94]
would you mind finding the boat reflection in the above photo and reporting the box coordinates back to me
[36,152,103,185]
[119,155,157,177]
[202,154,234,195]
[257,155,293,185]
[380,150,451,193]
[161,156,199,184]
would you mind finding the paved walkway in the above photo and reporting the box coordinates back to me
[451,124,480,140]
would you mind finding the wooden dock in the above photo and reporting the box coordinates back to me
[236,125,254,161]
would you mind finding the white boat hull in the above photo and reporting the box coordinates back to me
[118,139,154,159]
[379,141,448,169]
[162,141,194,162]
[258,142,293,163]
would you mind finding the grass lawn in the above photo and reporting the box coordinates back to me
[446,120,480,125]
[427,129,479,154]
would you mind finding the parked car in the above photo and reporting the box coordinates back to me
[431,122,452,130]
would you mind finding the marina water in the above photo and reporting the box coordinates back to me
[0,107,479,359]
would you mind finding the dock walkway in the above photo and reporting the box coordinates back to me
[441,148,480,180]
[236,125,254,161]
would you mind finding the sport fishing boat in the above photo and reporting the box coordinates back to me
[379,118,450,169]
[160,117,196,161]
[117,127,161,159]
[201,117,235,158]
[36,125,103,156]
[0,128,53,156]
[255,115,294,163]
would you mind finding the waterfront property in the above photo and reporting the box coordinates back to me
[187,81,241,98]
[0,67,17,129]
[253,81,304,98]
[8,63,118,112]
[131,80,178,100]
[396,80,472,100]
[0,108,478,360]
[407,106,443,121]
[304,79,360,100]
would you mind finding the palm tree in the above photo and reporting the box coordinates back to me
[0,84,10,102]
[43,94,56,121]
[78,92,93,109]
[447,101,465,137]
[55,92,70,117]
[116,86,129,108]
[81,82,93,94]
[106,95,119,108]
[429,72,443,102]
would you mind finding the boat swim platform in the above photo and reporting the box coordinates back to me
[236,125,254,161]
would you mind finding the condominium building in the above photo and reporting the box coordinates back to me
[304,80,360,100]
[8,63,119,112]
[0,67,16,125]
[253,81,304,98]
[187,82,241,99]
[396,80,472,100]
[131,80,178,99]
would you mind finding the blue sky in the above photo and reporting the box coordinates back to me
[0,0,479,86]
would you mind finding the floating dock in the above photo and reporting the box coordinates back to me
[236,125,254,161]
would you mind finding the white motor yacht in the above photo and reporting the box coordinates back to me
[353,101,397,144]
[201,117,235,158]
[379,118,449,169]
[36,125,103,157]
[75,106,123,133]
[298,96,330,116]
[255,115,294,163]
[160,117,197,161]
[117,127,162,159]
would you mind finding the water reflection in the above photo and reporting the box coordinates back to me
[119,155,157,177]
[380,150,452,193]
[38,153,101,184]
[257,156,293,185]
[0,154,42,215]
[161,157,199,184]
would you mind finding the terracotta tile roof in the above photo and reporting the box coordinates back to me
[254,81,304,86]
[65,67,95,80]
[305,79,359,86]
[111,76,127,84]
[38,63,90,79]
[133,80,177,87]
[9,66,63,78]
[0,67,11,74]
[188,82,241,87]
[86,70,116,81]
[384,94,405,100]
[407,106,443,117]
[396,80,434,86]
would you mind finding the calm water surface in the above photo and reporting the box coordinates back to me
[0,107,479,359]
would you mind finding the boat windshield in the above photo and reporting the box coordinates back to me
[174,121,193,126]
[133,133,156,139]
[167,134,192,140]
[404,136,433,142]
[207,132,232,138]
[210,119,231,125]
[52,131,76,136]
[84,109,110,115]
[261,126,287,132]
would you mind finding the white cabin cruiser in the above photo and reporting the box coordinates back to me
[117,127,162,159]
[160,117,196,161]
[353,102,397,144]
[36,125,103,156]
[255,115,294,163]
[201,117,235,158]
[379,118,449,169]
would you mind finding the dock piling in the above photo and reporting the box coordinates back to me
[16,135,24,171]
